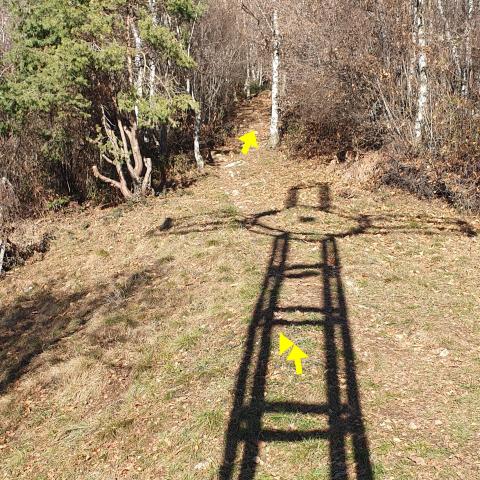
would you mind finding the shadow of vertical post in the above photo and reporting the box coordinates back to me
[219,233,289,480]
[318,183,331,212]
[322,237,373,479]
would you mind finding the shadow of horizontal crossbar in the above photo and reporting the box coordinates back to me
[264,401,337,415]
[284,271,321,279]
[272,318,325,327]
[258,429,330,442]
[240,402,350,416]
[286,263,323,270]
[275,306,331,314]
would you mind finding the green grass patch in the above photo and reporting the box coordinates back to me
[104,312,138,328]
[195,408,224,434]
[175,329,203,350]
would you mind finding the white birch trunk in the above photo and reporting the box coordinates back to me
[131,21,143,98]
[131,20,143,124]
[270,8,280,149]
[245,46,251,98]
[194,108,204,169]
[148,0,157,98]
[0,240,5,275]
[187,79,204,169]
[281,72,287,97]
[414,0,428,142]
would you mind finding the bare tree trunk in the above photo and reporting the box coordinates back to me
[245,45,251,98]
[149,62,156,98]
[92,108,153,199]
[414,0,428,143]
[142,157,153,195]
[186,77,204,170]
[194,107,204,169]
[131,20,144,100]
[0,241,5,275]
[148,0,158,99]
[281,71,287,97]
[185,15,204,170]
[270,7,280,149]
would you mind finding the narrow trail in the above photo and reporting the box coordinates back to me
[0,92,479,480]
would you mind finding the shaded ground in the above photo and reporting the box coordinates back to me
[0,92,479,479]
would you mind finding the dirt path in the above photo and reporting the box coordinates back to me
[0,92,479,480]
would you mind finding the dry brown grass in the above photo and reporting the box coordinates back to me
[0,92,479,480]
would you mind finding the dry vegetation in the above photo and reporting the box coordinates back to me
[0,93,479,480]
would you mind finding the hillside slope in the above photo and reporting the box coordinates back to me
[1,92,479,480]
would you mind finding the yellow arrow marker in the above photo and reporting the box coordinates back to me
[239,131,258,155]
[287,345,309,375]
[278,332,308,375]
[279,332,294,355]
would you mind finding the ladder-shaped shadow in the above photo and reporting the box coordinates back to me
[219,184,373,480]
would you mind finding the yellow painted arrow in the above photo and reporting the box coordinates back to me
[239,131,258,155]
[278,332,308,375]
[287,345,309,375]
[279,332,294,355]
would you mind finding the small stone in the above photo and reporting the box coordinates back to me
[194,460,210,471]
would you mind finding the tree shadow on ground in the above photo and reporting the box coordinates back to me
[0,265,164,394]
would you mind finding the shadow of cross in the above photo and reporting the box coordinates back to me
[153,179,475,478]
[219,183,373,480]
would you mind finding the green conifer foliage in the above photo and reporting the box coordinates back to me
[2,0,201,198]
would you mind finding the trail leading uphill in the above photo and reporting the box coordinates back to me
[0,92,479,479]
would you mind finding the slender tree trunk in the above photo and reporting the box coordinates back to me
[270,7,280,148]
[185,16,203,170]
[130,17,144,154]
[194,107,204,169]
[245,45,251,98]
[281,71,287,97]
[0,240,5,275]
[131,20,143,100]
[149,62,156,98]
[148,0,157,98]
[187,77,204,169]
[414,0,428,143]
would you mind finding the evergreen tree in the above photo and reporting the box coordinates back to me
[2,0,202,198]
